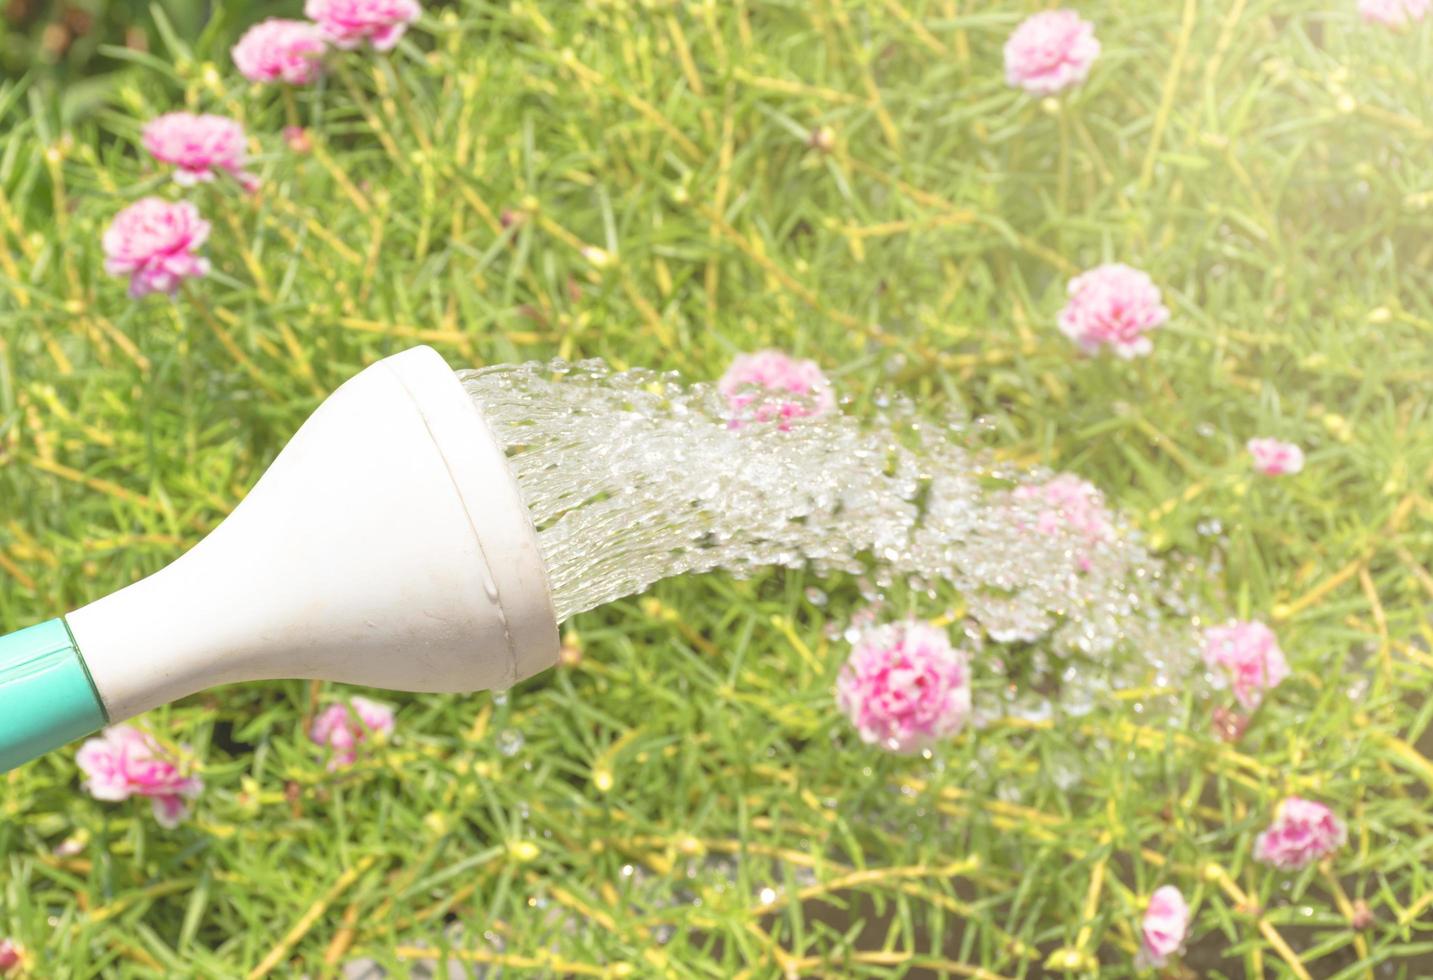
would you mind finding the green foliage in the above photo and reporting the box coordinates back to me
[2,0,1433,976]
[1,1,290,119]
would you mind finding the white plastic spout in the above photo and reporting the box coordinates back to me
[64,346,560,724]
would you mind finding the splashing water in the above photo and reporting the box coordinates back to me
[461,360,1203,709]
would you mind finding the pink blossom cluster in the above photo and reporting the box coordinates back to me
[1254,797,1346,870]
[1201,620,1290,711]
[1057,263,1169,358]
[106,112,256,295]
[718,350,836,429]
[306,0,421,51]
[75,725,204,828]
[232,19,327,85]
[1013,473,1113,572]
[102,198,212,298]
[836,621,971,754]
[0,939,19,974]
[142,113,257,190]
[310,695,396,769]
[1138,886,1189,969]
[1358,0,1432,26]
[105,3,422,298]
[1004,10,1101,96]
[233,1,419,84]
[1247,437,1304,476]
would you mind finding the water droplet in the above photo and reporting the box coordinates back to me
[496,729,524,756]
[1050,759,1081,791]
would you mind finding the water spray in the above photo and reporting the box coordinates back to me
[0,347,559,771]
[1,345,1200,773]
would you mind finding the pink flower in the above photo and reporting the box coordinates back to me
[1057,263,1169,359]
[283,126,313,154]
[1004,10,1101,96]
[1202,620,1290,711]
[1211,706,1250,743]
[1139,885,1190,968]
[836,621,971,754]
[232,19,327,85]
[1254,797,1347,870]
[310,696,395,770]
[304,0,421,51]
[142,113,257,190]
[1012,473,1113,572]
[102,198,211,298]
[1359,0,1431,26]
[0,939,19,973]
[75,726,203,829]
[1247,437,1304,476]
[718,350,836,429]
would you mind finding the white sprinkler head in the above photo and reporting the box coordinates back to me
[65,345,560,723]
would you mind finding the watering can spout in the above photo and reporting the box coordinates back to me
[0,346,560,772]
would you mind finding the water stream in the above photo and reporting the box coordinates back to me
[461,360,1205,718]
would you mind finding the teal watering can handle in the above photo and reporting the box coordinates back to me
[0,619,107,772]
